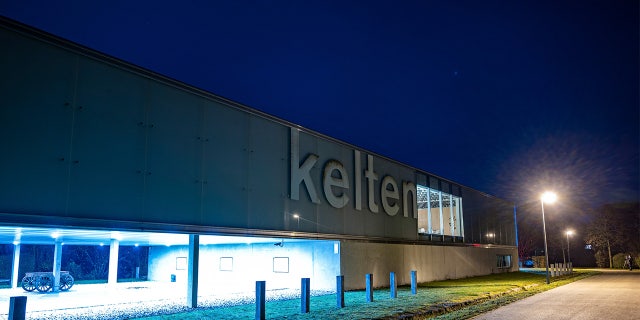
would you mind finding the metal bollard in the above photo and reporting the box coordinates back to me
[411,270,417,295]
[255,281,265,320]
[301,278,310,313]
[8,296,27,320]
[366,273,374,302]
[390,272,397,298]
[336,275,345,308]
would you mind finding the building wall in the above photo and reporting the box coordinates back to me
[0,17,516,248]
[0,18,520,298]
[148,240,340,293]
[340,241,518,290]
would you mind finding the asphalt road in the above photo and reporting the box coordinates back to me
[473,270,639,320]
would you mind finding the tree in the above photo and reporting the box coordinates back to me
[585,202,639,268]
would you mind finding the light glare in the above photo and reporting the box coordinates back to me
[541,191,557,204]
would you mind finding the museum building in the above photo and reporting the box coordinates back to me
[0,16,517,308]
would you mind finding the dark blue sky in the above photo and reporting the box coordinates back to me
[2,1,638,207]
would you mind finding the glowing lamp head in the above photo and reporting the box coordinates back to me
[293,214,299,219]
[566,230,574,236]
[541,191,557,204]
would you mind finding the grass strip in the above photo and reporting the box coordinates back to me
[135,269,600,320]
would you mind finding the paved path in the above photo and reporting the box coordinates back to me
[473,270,640,320]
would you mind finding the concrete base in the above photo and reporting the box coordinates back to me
[340,241,518,290]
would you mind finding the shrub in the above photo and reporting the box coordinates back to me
[612,253,627,269]
[594,250,609,268]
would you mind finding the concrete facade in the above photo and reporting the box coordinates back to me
[148,240,340,292]
[340,241,518,290]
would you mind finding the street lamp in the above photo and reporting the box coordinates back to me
[566,230,574,266]
[540,191,557,284]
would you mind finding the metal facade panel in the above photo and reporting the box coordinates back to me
[246,115,288,231]
[313,136,350,235]
[377,157,418,239]
[67,56,147,220]
[287,130,321,233]
[0,28,75,215]
[460,185,515,246]
[144,82,203,224]
[200,101,249,228]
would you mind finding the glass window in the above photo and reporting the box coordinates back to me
[417,183,464,238]
[497,255,511,268]
[417,185,429,234]
[452,196,463,237]
[430,190,442,234]
[442,193,452,235]
[273,257,289,273]
[219,257,233,271]
[176,257,187,270]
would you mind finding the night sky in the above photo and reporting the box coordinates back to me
[1,1,638,209]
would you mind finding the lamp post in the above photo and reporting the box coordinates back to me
[566,230,574,264]
[540,191,557,284]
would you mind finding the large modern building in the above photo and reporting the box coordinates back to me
[0,16,517,308]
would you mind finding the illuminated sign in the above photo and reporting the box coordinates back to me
[290,129,417,218]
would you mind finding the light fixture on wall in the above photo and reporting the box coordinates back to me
[293,213,300,230]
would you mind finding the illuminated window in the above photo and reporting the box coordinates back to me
[273,257,289,273]
[497,255,511,268]
[219,257,233,271]
[417,183,463,237]
[176,257,187,270]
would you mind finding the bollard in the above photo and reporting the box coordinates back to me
[255,281,265,320]
[336,275,345,308]
[366,273,374,302]
[390,272,397,298]
[410,270,417,295]
[301,278,310,313]
[8,296,27,320]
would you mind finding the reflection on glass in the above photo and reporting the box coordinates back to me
[431,190,442,234]
[417,184,463,238]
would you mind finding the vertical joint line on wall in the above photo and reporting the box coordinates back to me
[64,56,81,214]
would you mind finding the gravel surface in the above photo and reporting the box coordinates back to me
[8,289,334,320]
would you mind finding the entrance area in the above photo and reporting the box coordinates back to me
[0,226,340,317]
